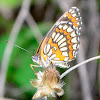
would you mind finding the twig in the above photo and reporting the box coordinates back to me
[77,39,92,100]
[43,0,56,21]
[60,55,100,79]
[0,0,31,97]
[0,98,15,100]
[26,13,43,43]
[56,1,92,99]
[87,0,100,88]
[35,0,46,9]
[56,0,75,12]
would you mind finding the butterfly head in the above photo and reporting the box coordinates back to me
[31,55,41,65]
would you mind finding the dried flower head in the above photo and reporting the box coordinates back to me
[30,67,64,99]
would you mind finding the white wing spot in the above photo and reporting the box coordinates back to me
[67,27,73,32]
[59,42,66,48]
[76,27,78,30]
[78,12,80,16]
[79,27,82,30]
[60,47,68,51]
[69,22,72,25]
[74,52,78,58]
[59,25,63,29]
[76,31,79,35]
[54,58,60,60]
[71,10,75,14]
[53,46,57,50]
[58,38,66,46]
[49,54,56,60]
[60,21,68,24]
[73,25,76,29]
[72,13,77,17]
[62,52,68,56]
[48,49,52,57]
[64,14,67,17]
[71,31,76,37]
[52,32,56,39]
[72,7,77,9]
[77,22,80,25]
[44,44,47,54]
[72,44,77,50]
[47,44,50,53]
[69,9,72,12]
[78,37,80,41]
[54,33,60,42]
[63,25,68,30]
[80,21,82,25]
[76,8,79,11]
[76,18,79,20]
[73,51,75,56]
[56,35,63,42]
[64,57,69,61]
[71,37,78,43]
[78,32,81,35]
[77,44,79,49]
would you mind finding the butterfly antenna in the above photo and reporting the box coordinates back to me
[5,40,31,54]
[33,49,36,55]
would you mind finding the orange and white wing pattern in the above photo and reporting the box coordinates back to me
[34,7,82,68]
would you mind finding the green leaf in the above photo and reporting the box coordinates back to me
[0,0,22,9]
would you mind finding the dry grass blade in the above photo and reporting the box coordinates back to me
[60,55,100,79]
[0,0,31,97]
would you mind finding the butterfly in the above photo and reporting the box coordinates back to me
[31,7,82,68]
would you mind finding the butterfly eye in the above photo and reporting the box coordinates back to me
[34,56,38,61]
[31,55,38,61]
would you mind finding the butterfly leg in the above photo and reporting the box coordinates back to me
[47,61,56,69]
[30,64,43,67]
[30,64,38,77]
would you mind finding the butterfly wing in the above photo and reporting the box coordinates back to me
[36,7,82,67]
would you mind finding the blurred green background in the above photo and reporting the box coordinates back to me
[0,0,100,100]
